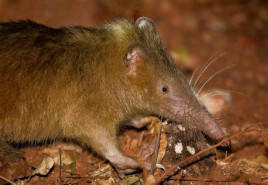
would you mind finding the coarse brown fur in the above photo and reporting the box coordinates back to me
[0,17,226,173]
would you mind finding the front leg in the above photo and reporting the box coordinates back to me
[75,122,139,174]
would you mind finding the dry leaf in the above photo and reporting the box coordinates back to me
[32,157,54,176]
[157,124,167,163]
[237,159,268,175]
[90,164,113,178]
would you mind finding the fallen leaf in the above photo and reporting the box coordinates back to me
[157,124,167,163]
[237,159,268,175]
[32,157,54,176]
[91,177,116,185]
[90,164,113,178]
[42,144,79,166]
[120,175,140,185]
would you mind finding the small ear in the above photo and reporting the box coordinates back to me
[124,45,145,76]
[135,17,156,33]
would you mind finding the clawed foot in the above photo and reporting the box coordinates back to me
[108,153,140,177]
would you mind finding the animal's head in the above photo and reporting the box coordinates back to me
[108,17,226,142]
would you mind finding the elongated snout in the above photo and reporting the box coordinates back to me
[160,100,226,142]
[195,111,226,141]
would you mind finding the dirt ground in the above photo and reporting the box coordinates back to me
[0,0,267,184]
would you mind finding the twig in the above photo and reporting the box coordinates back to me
[154,126,260,184]
[170,176,267,185]
[0,175,15,185]
[59,148,62,183]
[150,122,163,174]
[222,153,234,162]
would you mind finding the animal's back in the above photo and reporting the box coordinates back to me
[0,21,69,77]
[0,21,96,142]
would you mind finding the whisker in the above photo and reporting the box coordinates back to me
[192,52,225,90]
[217,89,248,97]
[196,64,236,96]
[199,89,247,99]
[189,54,216,87]
[198,89,229,99]
[189,68,198,87]
[199,92,220,99]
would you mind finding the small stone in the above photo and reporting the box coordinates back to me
[186,146,195,155]
[175,142,183,154]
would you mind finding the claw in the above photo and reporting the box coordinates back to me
[156,163,165,171]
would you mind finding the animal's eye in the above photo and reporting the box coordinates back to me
[125,52,132,61]
[162,86,168,93]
